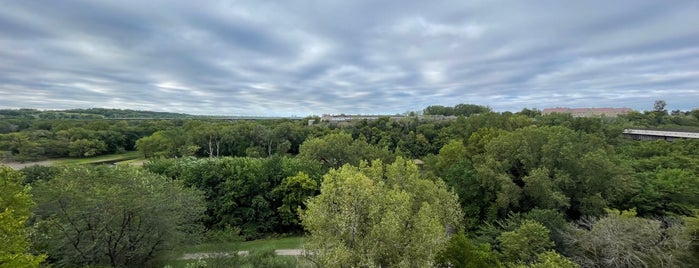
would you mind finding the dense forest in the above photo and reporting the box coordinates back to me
[2,102,699,267]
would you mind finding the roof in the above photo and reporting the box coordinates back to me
[623,129,699,139]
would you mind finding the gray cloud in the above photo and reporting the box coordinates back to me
[1,0,698,115]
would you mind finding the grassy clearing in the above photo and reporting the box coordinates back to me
[52,151,142,165]
[160,236,309,268]
[171,236,306,255]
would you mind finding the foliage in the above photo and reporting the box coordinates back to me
[562,211,691,268]
[435,232,502,268]
[301,157,463,267]
[20,165,60,185]
[143,156,323,236]
[67,138,107,157]
[423,103,491,116]
[476,126,634,220]
[0,166,46,267]
[31,166,206,267]
[518,251,579,268]
[272,172,318,228]
[298,132,393,170]
[497,220,554,264]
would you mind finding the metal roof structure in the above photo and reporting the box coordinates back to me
[623,129,699,139]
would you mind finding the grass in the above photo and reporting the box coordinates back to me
[52,151,142,165]
[159,236,309,268]
[172,236,306,255]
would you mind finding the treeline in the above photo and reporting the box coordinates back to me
[3,102,699,267]
[0,108,195,120]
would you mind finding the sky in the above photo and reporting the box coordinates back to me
[0,1,698,116]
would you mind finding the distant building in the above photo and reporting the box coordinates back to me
[542,107,632,117]
[321,114,404,122]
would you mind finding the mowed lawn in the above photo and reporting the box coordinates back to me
[171,236,306,256]
[53,151,142,165]
[160,236,308,268]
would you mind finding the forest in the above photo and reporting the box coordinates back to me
[2,103,699,267]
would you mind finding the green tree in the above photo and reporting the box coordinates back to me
[477,126,633,220]
[563,210,691,268]
[298,132,392,170]
[301,157,463,267]
[631,168,699,216]
[498,220,554,264]
[272,172,318,228]
[32,166,205,267]
[435,232,502,268]
[0,166,46,267]
[67,138,107,157]
[519,251,579,268]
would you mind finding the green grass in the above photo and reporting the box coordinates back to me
[52,151,142,165]
[172,236,306,255]
[159,236,308,268]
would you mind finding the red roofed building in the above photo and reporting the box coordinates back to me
[542,107,633,117]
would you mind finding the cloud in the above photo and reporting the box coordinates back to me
[0,0,698,115]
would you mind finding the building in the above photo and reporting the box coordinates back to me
[320,114,404,122]
[542,107,632,117]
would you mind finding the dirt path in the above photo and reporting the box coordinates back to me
[179,249,305,260]
[1,160,54,170]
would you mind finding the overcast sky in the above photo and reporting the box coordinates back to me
[0,1,697,116]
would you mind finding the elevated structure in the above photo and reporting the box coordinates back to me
[543,107,632,117]
[321,114,404,122]
[623,129,699,141]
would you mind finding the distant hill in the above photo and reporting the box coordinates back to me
[0,108,196,120]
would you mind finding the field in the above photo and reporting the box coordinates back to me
[2,151,143,169]
[160,236,310,268]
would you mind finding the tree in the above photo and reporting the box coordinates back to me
[631,168,699,217]
[0,166,46,267]
[272,172,318,228]
[562,210,691,268]
[32,166,205,267]
[298,132,392,170]
[301,157,463,267]
[498,220,554,264]
[653,100,667,113]
[67,139,107,157]
[476,126,633,220]
[519,251,579,268]
[435,232,502,268]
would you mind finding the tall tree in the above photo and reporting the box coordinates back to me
[301,157,463,267]
[32,166,205,267]
[0,166,46,267]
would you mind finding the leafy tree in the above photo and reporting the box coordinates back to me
[301,157,463,267]
[298,132,392,170]
[32,166,205,267]
[67,138,107,157]
[272,172,318,228]
[20,165,60,185]
[518,251,579,268]
[0,166,46,267]
[143,156,322,236]
[691,109,699,120]
[631,168,699,216]
[435,232,502,268]
[477,126,633,220]
[562,210,691,268]
[654,100,667,113]
[498,220,554,264]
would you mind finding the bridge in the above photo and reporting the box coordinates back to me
[623,129,699,141]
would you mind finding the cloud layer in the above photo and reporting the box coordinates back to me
[1,0,698,115]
